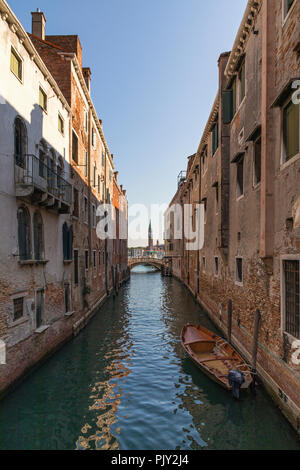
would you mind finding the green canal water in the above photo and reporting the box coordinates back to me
[0,266,299,450]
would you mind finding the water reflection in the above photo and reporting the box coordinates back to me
[0,267,298,450]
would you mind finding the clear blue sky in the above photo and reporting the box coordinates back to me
[9,0,248,245]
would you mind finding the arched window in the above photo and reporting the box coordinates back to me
[14,117,27,168]
[63,223,73,261]
[33,211,44,260]
[17,207,31,260]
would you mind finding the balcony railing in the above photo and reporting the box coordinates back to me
[15,154,72,207]
[178,171,187,188]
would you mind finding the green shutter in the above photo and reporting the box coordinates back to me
[232,79,237,115]
[222,90,233,124]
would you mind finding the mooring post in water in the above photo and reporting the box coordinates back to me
[227,299,232,344]
[251,309,261,390]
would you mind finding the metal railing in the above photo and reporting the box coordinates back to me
[15,154,72,206]
[178,170,187,188]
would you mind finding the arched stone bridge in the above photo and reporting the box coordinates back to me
[128,257,164,271]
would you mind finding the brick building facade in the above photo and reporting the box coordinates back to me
[0,1,128,395]
[165,0,300,433]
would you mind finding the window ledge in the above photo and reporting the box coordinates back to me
[19,260,49,266]
[236,194,245,202]
[35,325,50,334]
[235,281,244,287]
[280,152,300,172]
[63,260,73,265]
[8,317,28,328]
[65,311,74,317]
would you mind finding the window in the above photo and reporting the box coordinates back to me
[215,257,219,276]
[33,211,44,261]
[102,151,105,167]
[64,283,70,313]
[282,100,299,162]
[93,251,96,268]
[224,59,246,123]
[202,257,206,270]
[211,121,219,156]
[73,188,79,218]
[39,87,47,111]
[36,289,44,329]
[84,110,88,132]
[93,164,96,188]
[14,117,27,168]
[85,250,89,270]
[92,204,96,228]
[72,131,78,164]
[83,196,88,223]
[13,297,24,322]
[254,136,261,185]
[236,156,244,198]
[238,61,246,104]
[283,260,299,338]
[74,250,79,286]
[63,223,73,261]
[283,0,295,19]
[10,48,22,81]
[38,145,46,179]
[99,251,101,266]
[98,175,101,195]
[17,207,31,260]
[213,182,219,214]
[92,128,96,148]
[84,150,88,177]
[58,114,64,135]
[236,258,243,284]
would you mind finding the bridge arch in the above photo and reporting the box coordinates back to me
[128,257,163,271]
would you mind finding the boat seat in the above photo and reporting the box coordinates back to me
[199,356,239,363]
[184,339,216,346]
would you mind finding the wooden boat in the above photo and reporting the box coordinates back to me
[181,324,252,394]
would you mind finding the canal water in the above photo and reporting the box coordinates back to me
[0,266,299,450]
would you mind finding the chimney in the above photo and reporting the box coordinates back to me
[31,9,46,40]
[114,171,119,182]
[82,67,92,93]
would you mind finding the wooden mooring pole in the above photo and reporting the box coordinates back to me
[227,300,232,345]
[251,309,261,390]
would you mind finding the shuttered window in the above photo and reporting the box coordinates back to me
[211,121,219,156]
[236,157,244,198]
[222,89,234,124]
[10,48,22,80]
[58,114,64,134]
[63,223,73,261]
[283,100,299,162]
[33,211,44,261]
[72,131,78,164]
[74,250,79,286]
[39,87,47,111]
[239,61,246,103]
[14,117,27,168]
[254,136,262,185]
[18,207,31,260]
[284,260,300,338]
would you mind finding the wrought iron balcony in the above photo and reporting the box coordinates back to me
[177,171,187,188]
[15,154,72,213]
